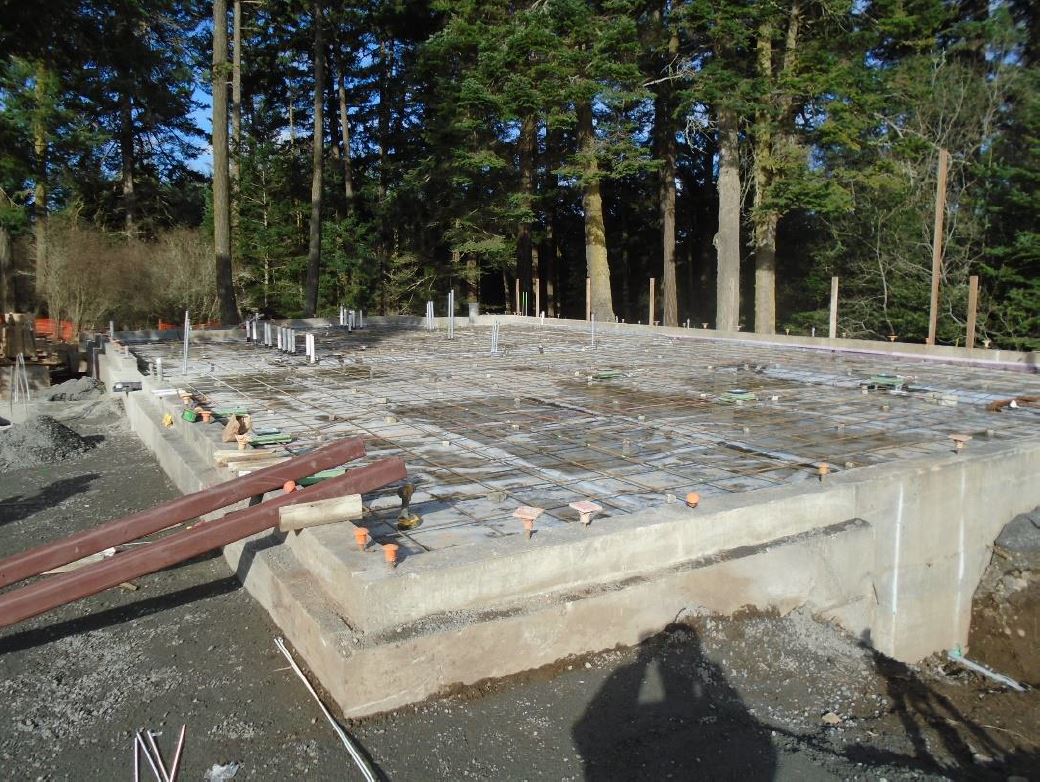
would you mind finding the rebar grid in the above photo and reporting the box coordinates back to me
[126,322,1039,552]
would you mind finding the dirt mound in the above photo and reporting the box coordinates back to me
[38,377,106,402]
[0,415,98,470]
[968,509,1041,687]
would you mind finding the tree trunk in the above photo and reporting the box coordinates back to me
[119,90,136,238]
[338,68,354,210]
[656,27,679,327]
[377,38,392,314]
[715,107,741,331]
[212,0,238,324]
[543,226,557,317]
[0,225,12,315]
[32,61,48,293]
[303,1,325,317]
[230,0,242,235]
[576,102,614,322]
[752,19,776,334]
[516,114,536,312]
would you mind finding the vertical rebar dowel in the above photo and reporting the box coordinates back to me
[156,357,164,383]
[182,310,190,374]
[590,313,596,347]
[306,333,316,363]
[264,322,271,347]
[447,290,455,340]
[109,320,115,339]
[359,310,365,328]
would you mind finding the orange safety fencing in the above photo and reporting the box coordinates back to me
[157,319,223,331]
[34,318,76,341]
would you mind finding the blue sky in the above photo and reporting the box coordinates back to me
[190,85,213,174]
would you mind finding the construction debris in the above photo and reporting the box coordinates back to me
[0,415,97,470]
[38,376,105,402]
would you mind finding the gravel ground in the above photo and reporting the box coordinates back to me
[0,398,1037,780]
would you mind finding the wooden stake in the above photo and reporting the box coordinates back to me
[649,278,656,326]
[927,149,950,345]
[966,274,979,349]
[828,276,839,339]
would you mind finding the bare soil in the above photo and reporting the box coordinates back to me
[0,398,1036,780]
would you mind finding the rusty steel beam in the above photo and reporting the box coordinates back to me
[0,456,406,629]
[0,438,367,589]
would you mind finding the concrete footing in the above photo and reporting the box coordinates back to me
[98,324,1040,718]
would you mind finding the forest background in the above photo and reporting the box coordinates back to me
[0,0,1037,349]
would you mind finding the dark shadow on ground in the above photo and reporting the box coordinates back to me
[0,473,100,527]
[572,623,777,781]
[0,575,241,655]
[764,631,1038,781]
[836,631,1038,780]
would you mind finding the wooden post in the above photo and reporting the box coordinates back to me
[515,278,521,315]
[649,278,656,326]
[585,277,591,321]
[828,276,839,339]
[927,148,950,345]
[966,275,979,349]
[534,277,540,316]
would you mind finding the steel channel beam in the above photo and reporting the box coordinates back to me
[0,456,406,629]
[0,438,367,589]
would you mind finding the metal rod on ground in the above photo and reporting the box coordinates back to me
[585,277,591,321]
[168,725,186,781]
[534,277,540,317]
[966,275,979,349]
[181,310,190,374]
[515,278,520,314]
[359,310,365,328]
[156,358,164,383]
[306,333,316,363]
[0,457,406,628]
[648,278,655,326]
[927,148,950,345]
[135,733,164,782]
[144,730,171,782]
[829,276,839,339]
[275,637,378,782]
[0,438,366,588]
[590,313,596,347]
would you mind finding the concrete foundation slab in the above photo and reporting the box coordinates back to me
[100,318,1040,717]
